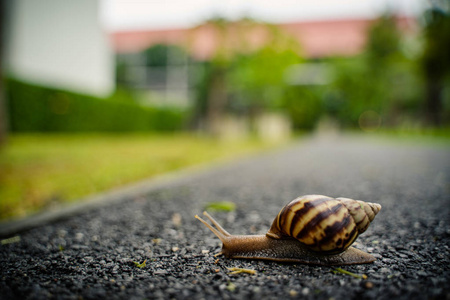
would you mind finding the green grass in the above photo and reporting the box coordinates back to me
[0,133,286,221]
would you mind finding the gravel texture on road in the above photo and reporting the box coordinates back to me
[1,135,449,300]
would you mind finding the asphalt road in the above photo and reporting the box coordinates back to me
[1,134,449,300]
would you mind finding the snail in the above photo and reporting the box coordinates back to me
[195,195,381,265]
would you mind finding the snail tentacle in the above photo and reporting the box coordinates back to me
[195,212,231,244]
[202,211,231,237]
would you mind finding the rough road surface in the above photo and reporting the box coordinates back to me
[1,134,449,300]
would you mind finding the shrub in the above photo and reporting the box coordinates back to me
[6,79,187,132]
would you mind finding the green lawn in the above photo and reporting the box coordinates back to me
[0,133,286,220]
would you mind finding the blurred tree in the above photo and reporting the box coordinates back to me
[366,15,402,66]
[284,85,322,130]
[329,15,422,128]
[143,44,187,67]
[358,15,405,125]
[228,34,301,116]
[189,18,233,135]
[190,18,302,134]
[420,2,450,126]
[144,44,170,67]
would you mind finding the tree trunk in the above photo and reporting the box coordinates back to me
[206,66,227,136]
[424,78,442,127]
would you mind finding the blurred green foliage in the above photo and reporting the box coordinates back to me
[326,15,426,129]
[143,44,187,67]
[189,19,307,131]
[420,3,450,125]
[10,13,449,135]
[421,5,450,82]
[114,15,450,133]
[204,201,236,212]
[284,86,323,130]
[228,45,302,113]
[188,17,404,131]
[6,79,187,132]
[190,14,450,131]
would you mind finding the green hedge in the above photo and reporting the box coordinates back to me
[6,79,187,132]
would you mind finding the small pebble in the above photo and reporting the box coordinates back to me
[365,282,374,289]
[172,213,182,227]
[75,232,84,241]
[154,270,168,275]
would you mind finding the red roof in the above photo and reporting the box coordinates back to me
[110,17,417,59]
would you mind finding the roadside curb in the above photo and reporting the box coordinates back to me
[0,162,218,238]
[0,138,299,238]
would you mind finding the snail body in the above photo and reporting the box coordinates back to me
[195,195,381,265]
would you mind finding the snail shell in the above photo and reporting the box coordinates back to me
[267,195,381,254]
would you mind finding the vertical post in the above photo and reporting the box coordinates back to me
[0,0,9,145]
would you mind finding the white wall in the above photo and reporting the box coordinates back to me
[5,0,114,97]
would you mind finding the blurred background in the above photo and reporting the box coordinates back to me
[0,0,449,220]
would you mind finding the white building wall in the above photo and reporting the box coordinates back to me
[5,0,114,97]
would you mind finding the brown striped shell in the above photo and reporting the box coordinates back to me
[266,195,381,254]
